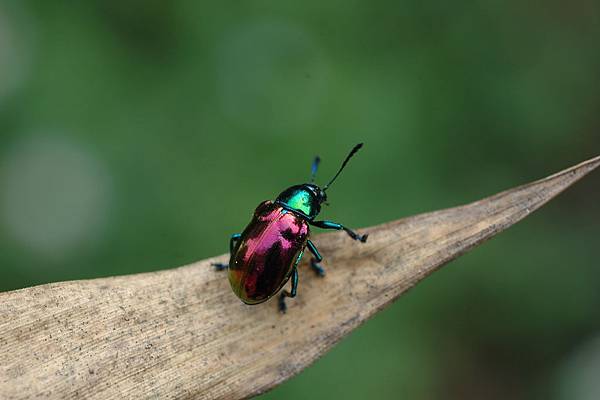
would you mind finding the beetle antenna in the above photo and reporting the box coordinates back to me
[310,156,320,183]
[322,143,363,191]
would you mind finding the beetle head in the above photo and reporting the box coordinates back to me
[276,143,363,219]
[276,184,325,219]
[305,183,327,204]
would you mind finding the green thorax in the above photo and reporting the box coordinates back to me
[275,184,324,219]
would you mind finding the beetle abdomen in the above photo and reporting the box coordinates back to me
[228,201,309,304]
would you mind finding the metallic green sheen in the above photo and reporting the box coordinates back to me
[283,190,312,214]
[275,184,323,219]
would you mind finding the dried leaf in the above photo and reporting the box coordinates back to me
[1,155,598,399]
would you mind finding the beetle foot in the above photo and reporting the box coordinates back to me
[212,262,228,271]
[278,294,288,314]
[310,259,326,277]
[344,228,368,243]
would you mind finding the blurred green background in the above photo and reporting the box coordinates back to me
[1,1,599,399]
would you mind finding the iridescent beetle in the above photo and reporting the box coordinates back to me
[213,143,367,312]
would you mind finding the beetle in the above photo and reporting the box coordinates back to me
[213,143,368,312]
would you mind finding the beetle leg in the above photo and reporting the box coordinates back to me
[310,220,368,243]
[306,240,325,277]
[278,267,298,314]
[229,233,242,253]
[212,263,228,271]
[212,233,241,271]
